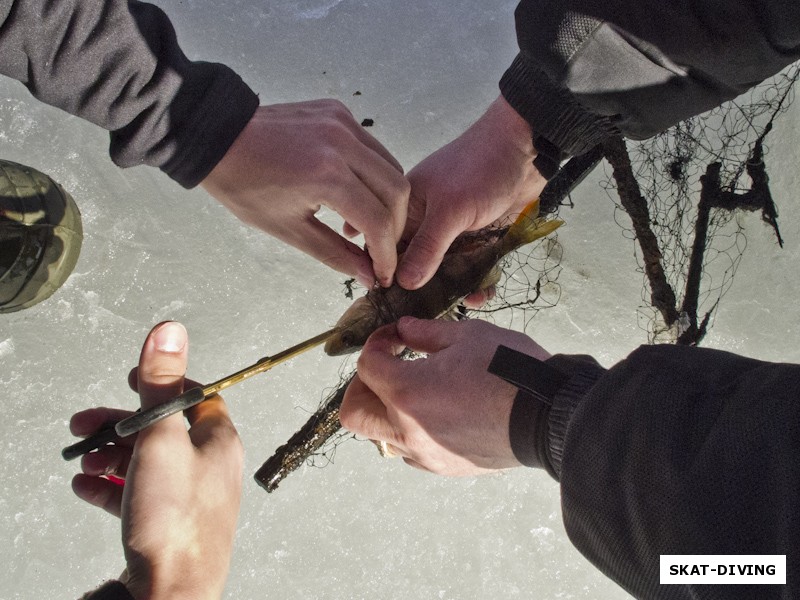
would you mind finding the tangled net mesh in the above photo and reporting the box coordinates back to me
[469,236,564,332]
[600,65,799,344]
[307,233,566,463]
[259,66,800,489]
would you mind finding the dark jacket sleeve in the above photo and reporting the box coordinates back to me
[501,0,800,157]
[80,580,135,600]
[0,0,259,188]
[531,345,800,599]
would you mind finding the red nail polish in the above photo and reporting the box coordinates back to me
[106,474,125,487]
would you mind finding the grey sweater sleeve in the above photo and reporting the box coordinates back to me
[501,0,800,157]
[0,0,259,187]
[539,345,800,599]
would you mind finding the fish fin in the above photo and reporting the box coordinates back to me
[501,199,564,252]
[478,264,503,290]
[440,308,460,322]
[518,198,541,220]
[438,304,467,321]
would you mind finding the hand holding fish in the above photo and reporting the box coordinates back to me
[339,317,550,476]
[202,100,410,287]
[396,95,548,291]
[69,322,243,600]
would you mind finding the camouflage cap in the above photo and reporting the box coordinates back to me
[0,160,83,313]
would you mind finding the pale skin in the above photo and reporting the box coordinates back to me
[200,99,410,288]
[62,93,543,597]
[396,95,549,291]
[338,91,551,466]
[336,97,552,467]
[197,94,549,474]
[200,95,541,292]
[70,322,243,600]
[339,317,551,476]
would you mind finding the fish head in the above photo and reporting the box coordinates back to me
[324,297,378,356]
[324,327,362,356]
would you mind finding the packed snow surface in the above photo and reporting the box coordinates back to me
[2,1,799,598]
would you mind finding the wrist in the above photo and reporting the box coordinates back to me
[482,95,536,158]
[160,64,259,189]
[199,112,254,198]
[488,345,569,477]
[488,94,563,181]
[471,96,548,201]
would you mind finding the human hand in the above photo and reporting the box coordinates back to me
[201,100,410,287]
[396,95,548,291]
[70,322,244,600]
[339,317,551,476]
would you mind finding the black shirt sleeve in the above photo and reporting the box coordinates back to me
[545,345,800,599]
[0,0,259,187]
[501,0,800,157]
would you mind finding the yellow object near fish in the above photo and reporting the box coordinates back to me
[62,328,340,460]
[324,198,564,356]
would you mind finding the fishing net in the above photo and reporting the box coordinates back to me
[466,234,564,332]
[600,65,799,344]
[256,65,800,491]
[255,233,567,492]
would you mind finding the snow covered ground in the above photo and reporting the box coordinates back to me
[2,1,799,598]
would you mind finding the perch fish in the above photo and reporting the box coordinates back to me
[324,198,564,356]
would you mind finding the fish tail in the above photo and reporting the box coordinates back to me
[500,198,564,253]
[518,197,542,223]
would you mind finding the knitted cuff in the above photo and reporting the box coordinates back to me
[158,62,260,189]
[509,389,557,478]
[488,345,569,478]
[544,354,607,479]
[500,54,619,160]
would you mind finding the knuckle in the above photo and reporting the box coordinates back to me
[408,232,445,262]
[392,429,410,451]
[327,99,354,121]
[461,318,493,342]
[365,219,396,246]
[317,115,355,140]
[211,421,244,468]
[463,318,486,334]
[338,405,372,436]
[337,404,357,431]
[313,145,346,176]
[382,176,411,203]
[318,98,348,113]
[99,488,118,513]
[318,253,349,273]
[355,349,374,373]
[388,386,414,412]
[395,176,412,198]
[141,371,184,387]
[230,434,245,467]
[219,419,242,445]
